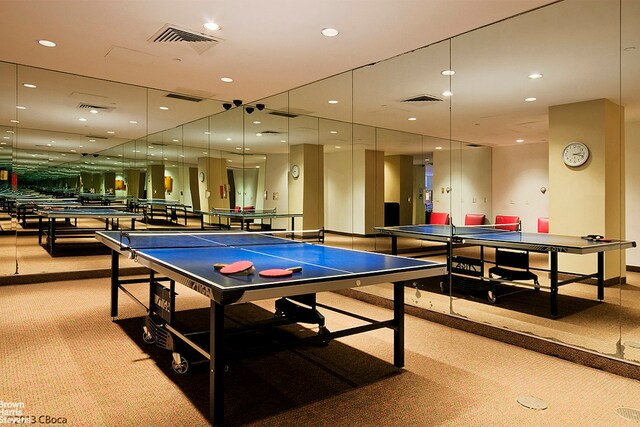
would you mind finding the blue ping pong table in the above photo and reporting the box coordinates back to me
[375,224,636,316]
[96,230,445,426]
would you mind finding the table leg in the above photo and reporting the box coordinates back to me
[50,218,56,255]
[597,251,604,300]
[391,236,398,255]
[210,301,225,426]
[110,250,119,318]
[393,281,404,368]
[38,216,43,244]
[550,252,558,316]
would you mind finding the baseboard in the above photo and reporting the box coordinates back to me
[335,287,640,381]
[0,266,149,286]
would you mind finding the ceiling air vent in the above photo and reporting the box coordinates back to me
[85,135,109,140]
[401,94,443,103]
[166,93,203,102]
[77,103,113,111]
[269,111,298,118]
[150,24,219,55]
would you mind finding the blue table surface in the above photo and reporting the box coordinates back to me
[99,231,443,290]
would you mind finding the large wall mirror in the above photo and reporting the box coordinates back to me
[2,0,639,367]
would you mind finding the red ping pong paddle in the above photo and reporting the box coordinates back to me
[215,260,255,275]
[259,266,302,278]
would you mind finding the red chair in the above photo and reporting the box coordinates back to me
[429,212,450,225]
[538,217,549,233]
[464,214,485,226]
[495,215,520,231]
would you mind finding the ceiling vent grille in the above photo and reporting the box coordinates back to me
[77,103,113,111]
[401,94,443,103]
[85,135,109,140]
[269,111,298,118]
[260,130,281,134]
[150,24,219,55]
[165,93,204,102]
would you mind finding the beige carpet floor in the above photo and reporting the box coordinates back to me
[2,277,640,426]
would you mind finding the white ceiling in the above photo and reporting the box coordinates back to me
[0,0,554,103]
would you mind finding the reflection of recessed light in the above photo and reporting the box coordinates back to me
[330,130,337,134]
[204,22,221,31]
[528,73,543,79]
[221,77,233,83]
[129,120,138,124]
[79,145,83,148]
[148,146,155,149]
[321,28,339,37]
[442,91,453,97]
[328,100,338,104]
[253,121,261,124]
[89,109,98,114]
[107,131,115,134]
[525,97,537,102]
[38,39,56,47]
[89,139,95,142]
[10,120,19,123]
[281,140,287,143]
[256,166,260,169]
[79,118,87,122]
[23,83,37,88]
[16,106,26,110]
[516,139,525,143]
[441,70,455,76]
[204,131,211,135]
[245,148,251,151]
[256,133,262,136]
[425,158,430,162]
[172,139,179,142]
[203,151,208,154]
[408,117,417,121]
[435,146,442,150]
[226,137,232,141]
[6,130,14,133]
[227,159,232,162]
[70,149,76,152]
[335,146,341,149]
[235,147,242,150]
[159,106,169,110]
[2,137,9,140]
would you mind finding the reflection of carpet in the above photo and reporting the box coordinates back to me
[115,303,399,426]
[414,278,600,319]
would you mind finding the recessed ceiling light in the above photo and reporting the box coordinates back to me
[328,100,339,104]
[107,131,115,134]
[253,121,261,124]
[129,120,138,124]
[528,73,543,79]
[16,106,26,110]
[435,146,442,150]
[516,139,525,143]
[22,83,37,88]
[330,130,337,134]
[10,120,19,123]
[159,106,169,110]
[38,39,56,47]
[525,97,537,102]
[408,117,417,121]
[204,22,221,31]
[442,90,453,97]
[89,109,98,114]
[255,166,260,169]
[441,70,455,76]
[172,139,179,142]
[221,77,233,83]
[335,146,341,149]
[226,137,232,141]
[256,133,262,136]
[321,28,339,37]
[79,118,87,122]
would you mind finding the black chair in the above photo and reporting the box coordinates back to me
[487,248,540,303]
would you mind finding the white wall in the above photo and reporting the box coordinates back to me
[325,150,354,233]
[625,121,640,267]
[263,153,291,230]
[492,143,549,232]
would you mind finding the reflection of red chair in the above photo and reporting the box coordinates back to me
[234,206,241,212]
[495,215,520,231]
[429,212,450,225]
[464,214,485,225]
[538,217,549,233]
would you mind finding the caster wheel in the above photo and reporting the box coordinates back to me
[439,281,446,293]
[142,327,155,344]
[172,353,189,374]
[533,283,541,293]
[318,326,331,345]
[274,308,284,318]
[487,291,497,304]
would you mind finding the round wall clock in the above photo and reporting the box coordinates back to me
[199,171,206,182]
[562,141,589,167]
[291,164,300,179]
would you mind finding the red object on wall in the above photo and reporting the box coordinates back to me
[11,172,17,188]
